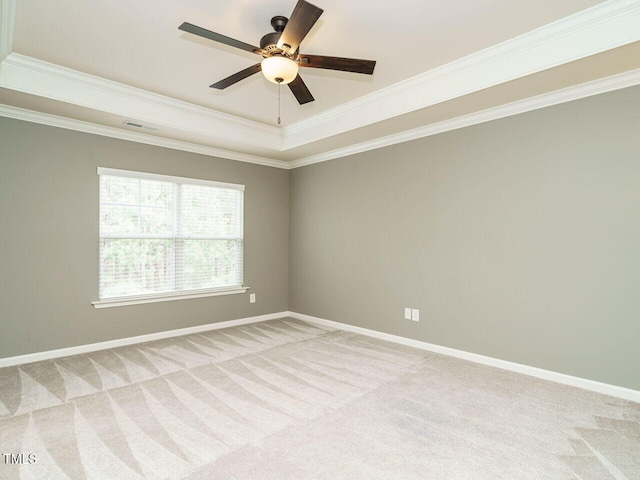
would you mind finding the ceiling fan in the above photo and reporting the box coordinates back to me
[178,0,376,105]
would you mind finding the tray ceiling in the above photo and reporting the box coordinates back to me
[1,0,639,168]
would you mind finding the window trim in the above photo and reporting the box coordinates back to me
[96,167,245,192]
[92,286,249,309]
[93,167,247,308]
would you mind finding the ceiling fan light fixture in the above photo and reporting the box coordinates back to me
[180,0,376,104]
[261,55,299,84]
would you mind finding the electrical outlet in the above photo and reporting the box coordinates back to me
[411,309,419,322]
[250,293,256,304]
[404,308,412,320]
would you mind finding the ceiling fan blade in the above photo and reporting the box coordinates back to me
[298,54,376,75]
[288,74,314,104]
[276,0,323,54]
[210,63,262,89]
[179,22,264,55]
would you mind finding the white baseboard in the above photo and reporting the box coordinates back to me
[3,309,638,404]
[0,311,289,368]
[287,311,640,404]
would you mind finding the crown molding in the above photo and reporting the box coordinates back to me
[281,0,640,150]
[0,0,15,62]
[2,0,638,157]
[3,66,639,171]
[0,103,290,169]
[0,53,283,151]
[289,67,640,169]
[1,0,639,169]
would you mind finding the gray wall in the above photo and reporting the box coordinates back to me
[2,86,639,391]
[289,86,640,390]
[0,118,289,358]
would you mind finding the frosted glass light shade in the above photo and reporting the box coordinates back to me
[261,56,299,84]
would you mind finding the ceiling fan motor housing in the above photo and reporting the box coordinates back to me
[260,16,290,54]
[260,32,282,51]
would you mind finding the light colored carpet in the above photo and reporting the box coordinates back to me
[0,318,638,479]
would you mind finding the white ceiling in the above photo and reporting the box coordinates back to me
[1,0,639,168]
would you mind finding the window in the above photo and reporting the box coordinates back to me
[94,168,246,307]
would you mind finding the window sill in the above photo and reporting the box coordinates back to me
[92,287,249,309]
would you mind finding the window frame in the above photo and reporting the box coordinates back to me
[92,167,248,308]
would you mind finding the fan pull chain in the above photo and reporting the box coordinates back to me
[277,81,282,125]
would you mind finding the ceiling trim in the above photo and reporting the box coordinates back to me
[281,0,640,150]
[2,0,639,169]
[0,53,283,151]
[2,66,639,171]
[1,1,639,156]
[289,67,640,169]
[0,104,289,169]
[0,0,15,62]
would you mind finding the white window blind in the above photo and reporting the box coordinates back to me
[98,168,244,301]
